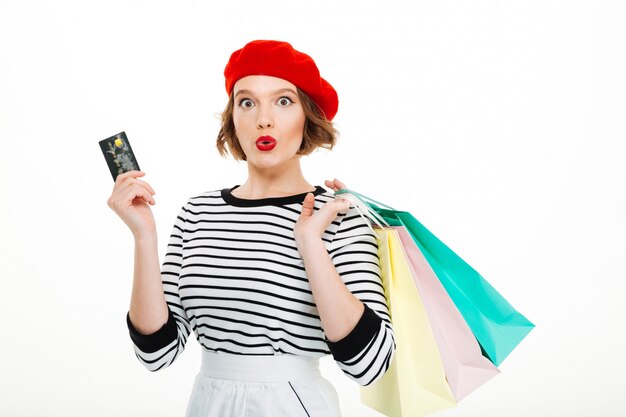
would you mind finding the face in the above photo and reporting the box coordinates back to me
[232,75,306,170]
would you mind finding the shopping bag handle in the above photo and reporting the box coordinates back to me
[334,188,393,230]
[335,189,396,211]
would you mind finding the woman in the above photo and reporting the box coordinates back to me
[107,40,395,417]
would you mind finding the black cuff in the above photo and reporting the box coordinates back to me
[326,304,382,362]
[126,309,178,354]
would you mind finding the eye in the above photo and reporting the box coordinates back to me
[276,96,294,107]
[238,98,254,108]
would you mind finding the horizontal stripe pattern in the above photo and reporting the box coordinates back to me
[129,187,395,385]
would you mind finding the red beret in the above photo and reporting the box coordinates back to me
[224,40,339,121]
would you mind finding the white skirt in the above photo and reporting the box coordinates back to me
[185,350,343,417]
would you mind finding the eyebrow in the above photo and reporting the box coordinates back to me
[234,88,298,98]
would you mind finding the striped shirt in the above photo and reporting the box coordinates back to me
[127,185,395,386]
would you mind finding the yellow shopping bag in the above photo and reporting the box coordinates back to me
[361,229,456,417]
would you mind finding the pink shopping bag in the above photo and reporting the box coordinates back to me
[396,226,500,401]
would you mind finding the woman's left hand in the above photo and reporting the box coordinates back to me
[294,178,351,246]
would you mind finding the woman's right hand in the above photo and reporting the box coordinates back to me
[107,170,157,238]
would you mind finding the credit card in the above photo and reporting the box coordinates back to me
[99,131,140,181]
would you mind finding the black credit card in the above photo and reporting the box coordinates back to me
[99,131,140,181]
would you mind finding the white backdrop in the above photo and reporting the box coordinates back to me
[1,1,625,416]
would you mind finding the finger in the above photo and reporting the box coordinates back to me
[115,170,145,185]
[109,184,154,211]
[315,199,351,229]
[333,178,347,190]
[324,179,343,192]
[324,179,348,192]
[124,185,155,207]
[134,192,156,206]
[114,171,147,192]
[117,177,156,198]
[135,178,156,195]
[324,179,337,191]
[334,197,352,212]
[299,193,315,217]
[133,194,155,206]
[321,197,351,217]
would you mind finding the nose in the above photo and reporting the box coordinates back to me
[256,106,274,129]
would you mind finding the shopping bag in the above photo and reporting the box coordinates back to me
[361,228,456,417]
[395,226,500,401]
[338,190,534,366]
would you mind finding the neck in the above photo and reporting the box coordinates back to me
[234,157,315,199]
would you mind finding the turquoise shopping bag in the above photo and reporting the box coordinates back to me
[336,190,534,366]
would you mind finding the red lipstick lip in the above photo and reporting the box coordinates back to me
[256,135,277,151]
